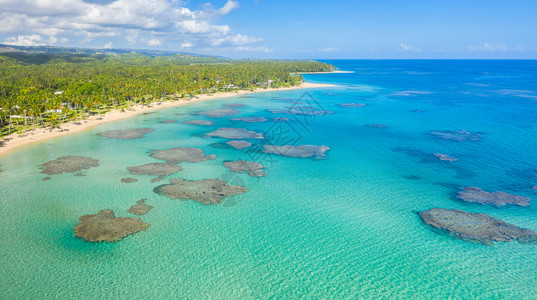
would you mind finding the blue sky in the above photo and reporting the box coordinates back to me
[1,0,536,58]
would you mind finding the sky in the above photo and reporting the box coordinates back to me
[1,0,537,59]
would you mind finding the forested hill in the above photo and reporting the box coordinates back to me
[0,43,219,58]
[0,52,231,65]
[0,52,335,137]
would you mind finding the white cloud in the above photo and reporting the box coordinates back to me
[180,42,193,49]
[235,46,270,53]
[212,34,262,47]
[147,38,161,46]
[4,34,46,46]
[0,0,265,53]
[219,0,239,15]
[397,43,421,52]
[467,43,508,52]
[103,42,113,49]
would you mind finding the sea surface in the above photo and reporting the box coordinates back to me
[1,60,537,298]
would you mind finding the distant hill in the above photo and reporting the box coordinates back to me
[0,44,232,65]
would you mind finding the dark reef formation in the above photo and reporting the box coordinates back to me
[429,130,481,141]
[128,199,153,215]
[149,147,216,164]
[74,210,149,242]
[338,103,366,107]
[151,176,165,183]
[457,187,531,207]
[366,124,389,128]
[197,108,240,118]
[41,156,100,175]
[419,208,537,244]
[128,163,182,176]
[206,128,263,139]
[159,120,177,124]
[267,109,334,116]
[224,160,266,177]
[181,120,215,126]
[227,140,252,149]
[154,178,248,205]
[230,117,267,123]
[434,153,458,162]
[224,104,246,108]
[97,128,154,140]
[121,177,138,183]
[262,145,329,159]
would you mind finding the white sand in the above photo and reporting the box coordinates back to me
[0,82,334,157]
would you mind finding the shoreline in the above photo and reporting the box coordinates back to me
[298,70,354,74]
[0,82,333,157]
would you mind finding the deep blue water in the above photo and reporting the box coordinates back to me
[1,60,537,298]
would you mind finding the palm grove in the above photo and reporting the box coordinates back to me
[0,52,334,138]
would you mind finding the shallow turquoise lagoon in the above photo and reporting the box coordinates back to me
[1,60,537,298]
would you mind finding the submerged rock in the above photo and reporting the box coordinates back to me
[434,153,458,162]
[366,124,389,128]
[338,103,366,107]
[273,117,290,122]
[206,128,263,139]
[121,177,138,183]
[230,117,267,123]
[128,199,153,216]
[159,120,177,124]
[197,108,240,118]
[181,120,215,126]
[224,160,266,177]
[429,130,481,141]
[227,140,252,149]
[403,174,422,180]
[262,145,329,159]
[154,178,248,205]
[41,156,99,175]
[149,147,216,164]
[457,187,531,207]
[74,210,149,242]
[128,163,182,176]
[419,208,537,244]
[209,142,232,149]
[224,104,246,108]
[151,176,165,183]
[267,109,334,116]
[43,177,51,181]
[97,128,154,140]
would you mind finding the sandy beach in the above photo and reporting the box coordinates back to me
[0,82,333,157]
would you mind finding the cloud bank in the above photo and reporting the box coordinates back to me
[0,0,265,53]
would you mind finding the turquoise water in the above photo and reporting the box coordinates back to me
[1,60,537,298]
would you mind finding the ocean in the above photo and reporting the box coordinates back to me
[1,60,536,298]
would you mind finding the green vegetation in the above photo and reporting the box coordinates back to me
[0,52,334,138]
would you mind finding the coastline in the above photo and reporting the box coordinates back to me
[298,70,354,74]
[0,82,333,157]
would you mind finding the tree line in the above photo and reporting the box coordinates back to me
[0,53,335,137]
